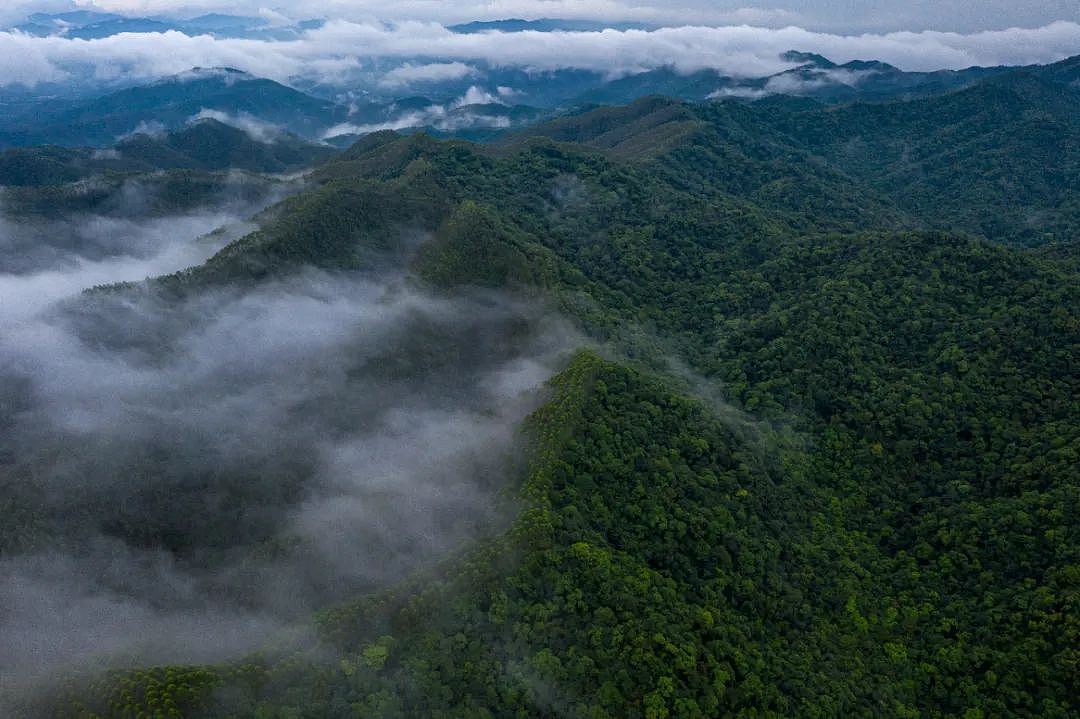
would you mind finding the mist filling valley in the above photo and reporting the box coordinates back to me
[0,180,575,701]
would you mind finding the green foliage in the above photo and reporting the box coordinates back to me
[51,666,223,719]
[750,72,1080,246]
[413,200,562,289]
[0,122,334,190]
[25,73,1080,718]
[0,169,278,220]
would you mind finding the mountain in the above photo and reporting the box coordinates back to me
[569,67,737,105]
[0,68,350,148]
[8,11,319,40]
[572,54,1016,106]
[330,51,1022,114]
[0,70,554,149]
[182,13,269,32]
[752,69,1080,244]
[2,60,1078,719]
[62,17,177,39]
[0,119,331,222]
[448,18,652,33]
[14,10,122,33]
[113,118,337,172]
[1035,53,1080,86]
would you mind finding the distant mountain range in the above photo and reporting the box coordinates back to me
[9,13,650,39]
[634,51,1014,103]
[0,32,1075,152]
[0,68,350,147]
[0,117,335,189]
[0,67,550,149]
[4,11,1078,138]
[447,18,653,33]
[11,11,323,40]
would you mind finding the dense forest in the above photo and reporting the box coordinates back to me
[2,58,1078,718]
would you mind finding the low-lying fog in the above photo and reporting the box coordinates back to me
[0,183,574,707]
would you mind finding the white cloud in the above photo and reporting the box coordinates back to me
[764,66,875,93]
[378,61,477,87]
[454,85,502,106]
[117,118,166,140]
[708,65,878,99]
[172,66,246,83]
[190,107,283,141]
[322,105,448,138]
[321,90,516,139]
[708,85,767,99]
[0,18,1078,89]
[256,7,292,27]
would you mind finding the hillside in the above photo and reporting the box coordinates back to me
[114,119,337,173]
[2,66,1078,719]
[502,76,1080,248]
[749,71,1080,245]
[0,120,335,187]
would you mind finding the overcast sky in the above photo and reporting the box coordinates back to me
[2,1,1077,33]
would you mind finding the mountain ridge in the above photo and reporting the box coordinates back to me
[1,40,1078,719]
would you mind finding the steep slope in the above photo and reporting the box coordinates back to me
[40,221,1078,717]
[499,96,905,233]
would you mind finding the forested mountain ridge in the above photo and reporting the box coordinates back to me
[0,119,336,187]
[3,64,1078,718]
[502,75,1080,247]
[749,71,1080,245]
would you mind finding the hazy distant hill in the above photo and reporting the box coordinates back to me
[570,52,1015,106]
[0,68,554,149]
[0,68,349,148]
[10,10,320,39]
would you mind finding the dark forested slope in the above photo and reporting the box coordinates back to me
[0,119,335,188]
[7,72,1079,718]
[747,71,1080,245]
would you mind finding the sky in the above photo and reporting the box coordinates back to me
[0,2,1077,88]
[1,0,1076,33]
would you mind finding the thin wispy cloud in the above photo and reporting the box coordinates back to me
[379,61,478,87]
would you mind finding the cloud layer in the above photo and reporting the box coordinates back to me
[1,19,1079,89]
